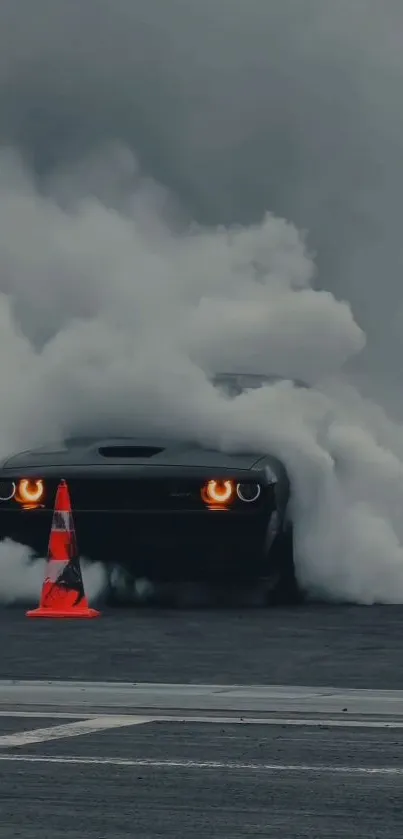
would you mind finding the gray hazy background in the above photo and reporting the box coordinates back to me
[1,0,403,604]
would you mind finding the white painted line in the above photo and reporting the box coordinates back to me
[0,711,159,721]
[1,680,403,717]
[0,715,152,749]
[0,711,99,720]
[145,716,403,729]
[2,710,403,729]
[0,753,402,775]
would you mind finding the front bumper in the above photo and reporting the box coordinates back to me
[0,507,279,582]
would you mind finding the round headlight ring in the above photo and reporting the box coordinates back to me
[202,479,235,505]
[236,482,261,503]
[0,481,16,501]
[17,479,45,504]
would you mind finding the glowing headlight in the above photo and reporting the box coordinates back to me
[0,481,16,501]
[201,479,235,506]
[236,482,261,503]
[16,479,44,504]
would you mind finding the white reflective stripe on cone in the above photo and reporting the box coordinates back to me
[51,510,73,532]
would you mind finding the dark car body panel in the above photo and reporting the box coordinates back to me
[0,436,290,582]
[0,438,268,472]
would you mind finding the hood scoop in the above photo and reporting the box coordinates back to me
[98,445,164,459]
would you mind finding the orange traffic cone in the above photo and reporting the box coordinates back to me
[26,479,100,619]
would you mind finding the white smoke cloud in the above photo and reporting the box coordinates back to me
[1,1,403,604]
[0,539,106,606]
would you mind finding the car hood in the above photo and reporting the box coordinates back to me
[1,437,265,471]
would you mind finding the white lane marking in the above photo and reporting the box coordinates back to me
[0,715,152,748]
[0,753,402,775]
[150,716,403,729]
[0,711,102,719]
[1,711,403,729]
[3,680,403,719]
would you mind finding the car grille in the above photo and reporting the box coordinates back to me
[66,478,210,512]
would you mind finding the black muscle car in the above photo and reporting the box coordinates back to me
[0,373,304,605]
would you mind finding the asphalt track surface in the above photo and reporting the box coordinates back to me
[2,603,403,837]
[1,603,403,686]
